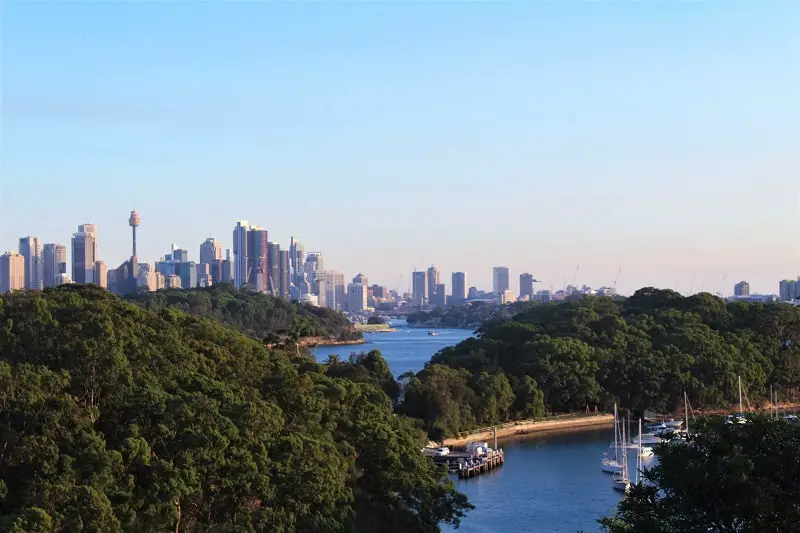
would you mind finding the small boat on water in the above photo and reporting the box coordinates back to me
[611,420,631,493]
[639,445,654,458]
[427,330,440,336]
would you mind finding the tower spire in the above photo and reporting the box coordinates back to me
[128,209,140,258]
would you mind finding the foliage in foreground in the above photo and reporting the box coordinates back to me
[401,288,800,438]
[0,285,470,532]
[126,283,361,342]
[600,416,800,532]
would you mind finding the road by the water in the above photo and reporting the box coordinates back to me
[312,324,636,532]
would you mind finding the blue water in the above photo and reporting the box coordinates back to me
[312,324,631,533]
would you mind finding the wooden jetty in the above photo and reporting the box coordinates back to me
[456,449,504,479]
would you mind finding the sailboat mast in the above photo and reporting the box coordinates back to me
[637,418,642,484]
[684,391,689,435]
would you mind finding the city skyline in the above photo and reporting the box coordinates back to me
[3,3,800,296]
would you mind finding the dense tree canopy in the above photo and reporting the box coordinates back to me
[600,416,800,532]
[126,283,361,342]
[406,303,500,329]
[0,285,469,532]
[401,288,800,438]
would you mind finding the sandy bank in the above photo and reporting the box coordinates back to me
[299,337,365,348]
[442,414,614,447]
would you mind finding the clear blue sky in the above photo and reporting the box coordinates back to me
[2,2,799,296]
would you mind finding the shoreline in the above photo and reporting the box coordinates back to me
[300,337,365,348]
[442,414,614,446]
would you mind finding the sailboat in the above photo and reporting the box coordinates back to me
[635,419,644,483]
[725,376,747,425]
[611,420,631,492]
[602,404,624,474]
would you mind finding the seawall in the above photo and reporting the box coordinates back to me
[442,414,614,447]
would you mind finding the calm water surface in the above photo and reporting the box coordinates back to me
[312,324,636,532]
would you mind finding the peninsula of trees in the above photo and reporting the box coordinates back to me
[0,285,469,532]
[399,288,800,439]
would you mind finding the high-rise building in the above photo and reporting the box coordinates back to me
[304,252,323,281]
[347,282,367,312]
[71,224,97,285]
[779,279,800,302]
[427,266,439,304]
[172,248,189,263]
[452,272,467,303]
[279,250,290,299]
[0,252,25,293]
[42,244,67,288]
[493,266,510,295]
[520,273,535,300]
[245,228,269,292]
[109,212,139,296]
[200,238,222,269]
[733,281,750,297]
[315,270,346,310]
[18,236,42,290]
[412,270,428,307]
[94,261,107,289]
[266,242,280,296]
[353,273,368,286]
[434,283,447,308]
[175,261,197,289]
[289,237,304,282]
[232,221,249,289]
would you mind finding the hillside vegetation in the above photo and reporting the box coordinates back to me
[0,285,469,532]
[400,288,800,439]
[126,283,361,342]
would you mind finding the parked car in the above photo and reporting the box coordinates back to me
[434,447,450,456]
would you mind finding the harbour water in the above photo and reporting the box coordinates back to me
[312,325,633,532]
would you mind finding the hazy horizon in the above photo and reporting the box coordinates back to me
[2,2,799,296]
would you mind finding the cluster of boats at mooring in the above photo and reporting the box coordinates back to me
[601,392,694,493]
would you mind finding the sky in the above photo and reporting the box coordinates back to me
[2,1,799,297]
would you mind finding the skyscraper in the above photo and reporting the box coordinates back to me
[42,243,67,288]
[304,252,323,281]
[18,236,42,290]
[279,250,290,299]
[0,252,25,293]
[493,266,510,295]
[451,272,467,303]
[267,242,280,296]
[733,281,750,297]
[353,273,368,286]
[427,266,439,304]
[109,212,139,296]
[232,221,249,289]
[72,224,97,284]
[315,270,346,310]
[412,270,428,307]
[434,283,446,307]
[520,273,535,300]
[175,261,197,290]
[200,238,222,268]
[289,237,304,282]
[246,229,269,292]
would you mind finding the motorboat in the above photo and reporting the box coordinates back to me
[427,330,440,336]
[639,446,654,458]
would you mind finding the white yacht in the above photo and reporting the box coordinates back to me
[603,404,624,474]
[612,420,631,493]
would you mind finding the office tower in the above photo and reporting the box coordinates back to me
[371,285,388,299]
[353,273,368,286]
[243,228,268,292]
[72,224,97,284]
[175,261,197,289]
[434,283,446,307]
[94,261,107,289]
[347,282,367,312]
[221,258,233,284]
[172,248,189,263]
[520,273,535,300]
[279,250,290,299]
[779,279,800,301]
[55,273,72,286]
[427,266,439,304]
[18,236,42,290]
[266,242,280,295]
[0,252,25,293]
[468,286,478,300]
[42,243,67,288]
[493,266,510,295]
[734,281,750,297]
[200,238,222,266]
[412,270,428,307]
[304,252,323,281]
[452,272,467,303]
[315,270,346,310]
[232,221,249,289]
[196,262,211,287]
[129,209,140,257]
[165,274,182,289]
[289,237,304,280]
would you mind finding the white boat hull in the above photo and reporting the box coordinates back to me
[602,461,623,474]
[611,477,630,492]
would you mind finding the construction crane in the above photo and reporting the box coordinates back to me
[395,273,404,296]
[570,263,580,288]
[612,265,622,292]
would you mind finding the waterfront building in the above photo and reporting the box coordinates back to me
[71,224,97,285]
[315,270,346,310]
[42,244,67,288]
[0,252,25,293]
[18,236,42,290]
[520,273,534,300]
[412,270,428,307]
[493,266,510,295]
[733,281,750,297]
[347,282,367,312]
